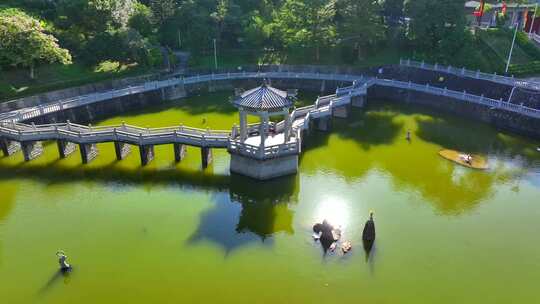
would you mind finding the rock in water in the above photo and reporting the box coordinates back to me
[341,241,352,254]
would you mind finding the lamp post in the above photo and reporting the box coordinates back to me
[213,38,218,70]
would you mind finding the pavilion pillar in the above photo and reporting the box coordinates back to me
[57,140,76,158]
[283,112,291,142]
[174,143,187,162]
[139,144,154,166]
[0,138,20,156]
[239,110,247,142]
[114,142,131,160]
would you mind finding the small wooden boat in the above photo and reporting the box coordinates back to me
[438,149,488,170]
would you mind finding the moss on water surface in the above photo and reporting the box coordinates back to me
[0,93,539,303]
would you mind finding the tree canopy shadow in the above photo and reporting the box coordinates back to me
[415,114,540,162]
[301,106,404,156]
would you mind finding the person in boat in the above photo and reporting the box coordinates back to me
[466,154,472,165]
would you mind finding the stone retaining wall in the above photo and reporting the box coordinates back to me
[0,73,163,113]
[369,85,540,140]
[380,65,540,109]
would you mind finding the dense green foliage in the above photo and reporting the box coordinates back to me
[2,0,485,69]
[0,8,72,78]
[2,0,537,99]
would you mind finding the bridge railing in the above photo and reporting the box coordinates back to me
[228,138,299,160]
[376,78,540,118]
[399,58,540,90]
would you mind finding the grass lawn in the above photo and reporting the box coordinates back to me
[190,46,409,70]
[0,61,153,102]
[479,30,533,65]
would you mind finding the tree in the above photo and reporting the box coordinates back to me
[149,0,178,25]
[336,0,386,60]
[382,0,404,26]
[405,0,468,60]
[0,8,72,79]
[129,2,154,37]
[272,0,337,61]
[56,0,134,33]
[211,0,242,45]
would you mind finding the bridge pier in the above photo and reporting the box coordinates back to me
[201,147,212,168]
[332,104,350,118]
[114,142,131,160]
[208,81,216,93]
[139,144,154,166]
[21,141,43,161]
[351,95,366,108]
[79,143,98,164]
[0,138,21,156]
[162,83,187,100]
[173,143,187,162]
[314,117,331,131]
[57,140,76,158]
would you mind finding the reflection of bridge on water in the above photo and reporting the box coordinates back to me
[1,65,540,179]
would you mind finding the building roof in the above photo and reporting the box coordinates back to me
[465,1,536,9]
[233,84,293,111]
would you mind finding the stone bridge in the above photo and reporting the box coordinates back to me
[1,65,540,179]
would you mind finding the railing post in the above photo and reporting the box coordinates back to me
[434,63,438,70]
[461,67,465,75]
[421,60,425,68]
[476,70,480,78]
[407,58,411,66]
[443,87,447,95]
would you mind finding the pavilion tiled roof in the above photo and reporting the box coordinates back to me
[233,84,293,111]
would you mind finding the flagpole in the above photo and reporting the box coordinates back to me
[529,4,538,37]
[506,22,519,74]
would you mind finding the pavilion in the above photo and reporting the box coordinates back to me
[228,83,300,180]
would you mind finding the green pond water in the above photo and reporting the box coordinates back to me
[1,91,540,303]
